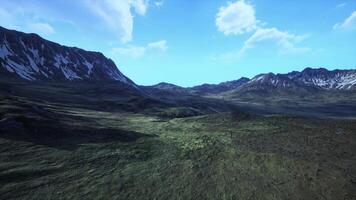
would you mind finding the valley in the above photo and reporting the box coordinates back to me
[1,78,356,199]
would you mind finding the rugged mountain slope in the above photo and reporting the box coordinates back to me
[0,26,134,85]
[190,77,250,95]
[227,68,356,99]
[239,68,356,92]
[147,77,250,96]
[148,68,356,98]
[145,68,356,117]
[240,73,309,90]
[0,26,239,117]
[287,67,356,90]
[150,82,188,94]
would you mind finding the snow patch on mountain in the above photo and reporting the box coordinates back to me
[0,26,137,87]
[288,68,356,90]
[61,67,81,80]
[6,59,35,80]
[0,39,13,59]
[83,60,93,74]
[25,53,40,72]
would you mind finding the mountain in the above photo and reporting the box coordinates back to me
[147,77,250,96]
[0,26,135,86]
[148,68,356,97]
[240,73,308,90]
[0,26,240,117]
[190,77,250,95]
[2,25,354,94]
[236,68,356,95]
[1,26,355,118]
[287,67,356,90]
[150,82,187,93]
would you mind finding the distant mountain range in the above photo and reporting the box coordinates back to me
[1,26,355,97]
[1,26,356,119]
[150,68,356,97]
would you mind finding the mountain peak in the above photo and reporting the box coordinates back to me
[0,26,135,86]
[152,82,183,89]
[288,67,356,90]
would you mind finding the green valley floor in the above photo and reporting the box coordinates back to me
[1,103,356,199]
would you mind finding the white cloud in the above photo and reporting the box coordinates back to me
[154,0,164,7]
[241,28,309,54]
[148,40,167,50]
[0,6,24,31]
[0,0,150,43]
[216,0,258,35]
[336,3,346,8]
[0,5,55,36]
[213,28,309,61]
[333,11,356,30]
[27,22,55,35]
[112,46,146,58]
[86,0,149,43]
[0,7,11,23]
[214,0,310,61]
[112,40,168,58]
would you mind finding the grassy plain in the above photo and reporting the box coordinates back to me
[0,79,356,199]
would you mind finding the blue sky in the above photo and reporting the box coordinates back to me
[0,0,355,86]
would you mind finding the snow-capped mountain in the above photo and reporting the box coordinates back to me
[0,26,134,85]
[287,68,356,90]
[147,68,355,98]
[247,73,302,88]
[239,68,356,92]
[233,73,315,96]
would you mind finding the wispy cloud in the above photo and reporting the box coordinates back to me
[333,11,356,30]
[154,0,164,8]
[336,3,346,8]
[241,28,309,54]
[112,46,147,58]
[0,7,11,24]
[148,40,167,51]
[27,22,55,35]
[85,0,149,43]
[213,28,309,61]
[112,40,168,58]
[0,0,151,43]
[0,3,56,36]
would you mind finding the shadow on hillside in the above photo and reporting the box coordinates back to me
[0,114,154,151]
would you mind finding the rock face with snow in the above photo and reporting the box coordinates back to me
[287,68,356,90]
[0,26,135,85]
[244,73,302,89]
[149,68,356,97]
[239,68,356,92]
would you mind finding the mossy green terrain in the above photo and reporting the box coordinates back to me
[1,110,356,199]
[1,80,356,199]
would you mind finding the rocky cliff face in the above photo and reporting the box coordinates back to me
[287,68,356,90]
[0,26,135,86]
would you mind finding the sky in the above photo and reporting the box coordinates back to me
[0,0,355,87]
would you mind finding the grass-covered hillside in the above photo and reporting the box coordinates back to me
[1,79,356,199]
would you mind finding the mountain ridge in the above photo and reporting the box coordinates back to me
[1,26,355,95]
[0,26,136,87]
[148,68,356,95]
